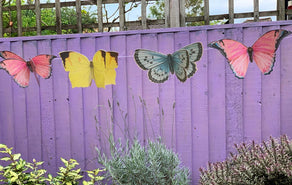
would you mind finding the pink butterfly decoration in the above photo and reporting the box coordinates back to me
[0,51,56,88]
[208,29,291,78]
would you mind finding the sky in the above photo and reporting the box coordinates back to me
[45,0,278,23]
[121,0,278,22]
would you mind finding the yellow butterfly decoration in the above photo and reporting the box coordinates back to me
[59,50,118,88]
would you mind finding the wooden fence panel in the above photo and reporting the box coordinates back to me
[280,24,292,135]
[38,39,56,174]
[10,41,28,159]
[0,21,292,184]
[243,27,262,142]
[191,29,209,183]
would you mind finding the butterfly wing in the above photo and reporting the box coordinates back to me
[172,49,189,82]
[104,51,118,85]
[0,51,25,61]
[0,58,30,87]
[252,29,291,75]
[31,55,56,79]
[181,42,202,78]
[134,49,170,83]
[92,50,106,88]
[208,39,250,78]
[59,51,92,88]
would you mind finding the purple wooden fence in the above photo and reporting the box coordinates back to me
[1,21,292,184]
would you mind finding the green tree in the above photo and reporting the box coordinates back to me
[2,0,97,37]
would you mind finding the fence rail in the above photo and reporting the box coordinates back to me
[0,0,288,37]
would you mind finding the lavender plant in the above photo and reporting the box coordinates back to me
[96,137,190,185]
[199,135,292,185]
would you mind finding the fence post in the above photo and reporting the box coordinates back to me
[180,0,185,27]
[119,0,125,31]
[97,0,103,32]
[229,0,234,24]
[254,0,259,21]
[204,0,209,25]
[0,0,3,37]
[76,0,82,33]
[277,0,285,20]
[141,0,147,29]
[165,0,170,27]
[35,0,41,35]
[16,0,22,36]
[170,0,180,27]
[166,0,185,27]
[55,0,62,34]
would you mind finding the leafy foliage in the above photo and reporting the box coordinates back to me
[0,144,105,185]
[96,137,190,185]
[2,0,97,37]
[199,135,292,185]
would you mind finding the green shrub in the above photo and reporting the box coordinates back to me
[96,137,190,185]
[0,144,104,185]
[199,135,292,185]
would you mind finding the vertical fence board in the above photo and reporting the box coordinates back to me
[111,35,128,142]
[65,38,85,169]
[23,41,42,162]
[261,26,281,140]
[207,29,226,162]
[38,39,56,174]
[165,0,170,27]
[158,32,176,149]
[76,0,82,33]
[81,37,100,170]
[51,39,71,168]
[169,0,180,27]
[174,31,192,171]
[191,30,209,183]
[243,27,262,142]
[55,0,62,34]
[228,0,234,24]
[140,33,159,142]
[141,0,147,29]
[280,24,292,135]
[119,0,125,31]
[35,0,41,35]
[179,0,185,27]
[224,28,244,154]
[277,0,285,21]
[203,0,209,25]
[95,36,113,156]
[16,0,22,36]
[254,0,259,21]
[97,0,103,32]
[10,41,28,159]
[126,34,144,141]
[0,41,14,148]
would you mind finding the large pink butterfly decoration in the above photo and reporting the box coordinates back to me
[208,29,291,78]
[0,51,56,88]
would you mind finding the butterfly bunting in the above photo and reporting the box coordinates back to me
[0,51,56,88]
[134,42,203,83]
[208,29,291,78]
[59,50,118,88]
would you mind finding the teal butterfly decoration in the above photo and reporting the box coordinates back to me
[134,42,203,83]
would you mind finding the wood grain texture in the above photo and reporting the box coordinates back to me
[0,22,291,184]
